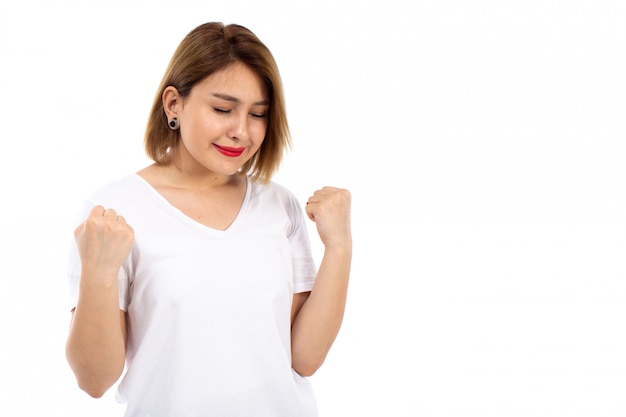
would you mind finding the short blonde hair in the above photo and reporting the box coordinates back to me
[144,22,290,183]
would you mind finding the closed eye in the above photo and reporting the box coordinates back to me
[213,107,231,114]
[250,113,267,119]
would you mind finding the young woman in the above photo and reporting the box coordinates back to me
[65,22,351,416]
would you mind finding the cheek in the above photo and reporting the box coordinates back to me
[185,116,223,142]
[249,123,268,145]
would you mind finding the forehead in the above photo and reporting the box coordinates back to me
[194,62,268,102]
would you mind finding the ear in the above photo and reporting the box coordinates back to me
[162,86,182,120]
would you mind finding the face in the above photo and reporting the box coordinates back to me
[165,62,270,178]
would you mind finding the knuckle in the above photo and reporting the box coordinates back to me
[85,215,100,228]
[338,189,351,201]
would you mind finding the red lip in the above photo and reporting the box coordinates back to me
[214,144,245,157]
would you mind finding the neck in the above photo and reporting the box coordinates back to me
[170,164,243,191]
[165,146,242,191]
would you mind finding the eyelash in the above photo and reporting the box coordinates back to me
[213,108,266,119]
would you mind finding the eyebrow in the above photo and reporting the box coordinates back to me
[212,93,269,106]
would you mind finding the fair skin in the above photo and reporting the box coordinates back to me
[66,62,351,397]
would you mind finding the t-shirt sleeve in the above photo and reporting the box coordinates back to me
[67,199,131,312]
[286,193,317,294]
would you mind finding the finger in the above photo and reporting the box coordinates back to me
[313,186,339,196]
[102,208,118,218]
[116,215,129,225]
[305,204,316,222]
[77,206,104,236]
[73,221,85,238]
[308,188,331,202]
[89,205,106,217]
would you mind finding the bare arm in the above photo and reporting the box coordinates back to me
[65,206,134,398]
[67,308,127,398]
[291,187,352,376]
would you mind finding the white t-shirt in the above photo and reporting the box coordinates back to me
[68,174,318,417]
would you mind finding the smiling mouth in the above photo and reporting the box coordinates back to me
[214,144,245,157]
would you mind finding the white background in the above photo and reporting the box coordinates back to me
[1,1,625,416]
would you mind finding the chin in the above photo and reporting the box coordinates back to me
[215,164,244,177]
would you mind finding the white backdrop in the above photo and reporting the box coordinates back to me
[1,1,625,416]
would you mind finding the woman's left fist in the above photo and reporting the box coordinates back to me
[305,187,351,247]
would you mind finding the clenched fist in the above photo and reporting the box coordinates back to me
[305,187,351,248]
[74,205,135,277]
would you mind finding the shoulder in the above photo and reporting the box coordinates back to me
[250,180,302,208]
[79,174,155,219]
[85,174,145,204]
[71,174,145,225]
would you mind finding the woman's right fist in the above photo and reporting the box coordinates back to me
[74,205,135,275]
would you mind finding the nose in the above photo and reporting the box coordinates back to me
[228,112,249,142]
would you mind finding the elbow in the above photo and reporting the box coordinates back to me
[77,380,111,398]
[67,356,117,399]
[72,369,120,398]
[293,357,325,377]
[83,387,107,399]
[66,346,123,399]
[291,340,332,377]
[294,366,317,378]
[66,361,115,398]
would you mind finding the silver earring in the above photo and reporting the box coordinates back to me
[168,118,179,130]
